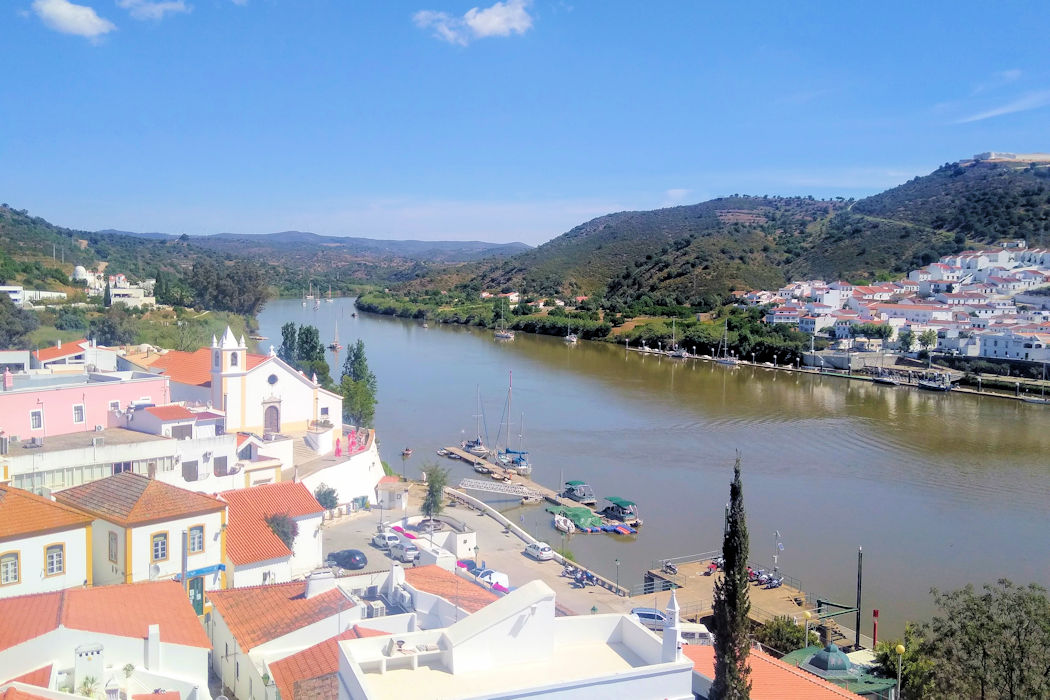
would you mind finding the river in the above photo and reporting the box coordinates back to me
[257,297,1050,637]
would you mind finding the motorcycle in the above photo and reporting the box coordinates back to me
[765,576,784,589]
[662,560,679,576]
[561,564,577,578]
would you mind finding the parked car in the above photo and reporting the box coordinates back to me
[475,568,510,589]
[630,607,670,631]
[326,549,368,571]
[679,622,713,645]
[372,531,401,550]
[524,542,554,561]
[390,541,420,564]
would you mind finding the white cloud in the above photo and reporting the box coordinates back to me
[117,0,190,21]
[662,188,690,206]
[414,0,532,46]
[971,68,1023,95]
[956,90,1050,124]
[32,0,116,39]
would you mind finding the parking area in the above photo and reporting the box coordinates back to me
[322,497,636,617]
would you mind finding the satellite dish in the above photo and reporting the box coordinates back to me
[149,563,161,580]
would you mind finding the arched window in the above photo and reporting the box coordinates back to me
[231,352,238,367]
[213,351,220,367]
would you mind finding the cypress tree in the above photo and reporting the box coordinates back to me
[712,454,752,699]
[103,282,111,307]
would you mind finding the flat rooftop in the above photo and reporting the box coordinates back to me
[358,640,648,698]
[5,370,161,393]
[10,428,171,455]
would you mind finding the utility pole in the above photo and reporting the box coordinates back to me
[855,547,863,649]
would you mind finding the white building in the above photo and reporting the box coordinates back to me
[220,482,324,588]
[0,485,93,599]
[978,330,1050,362]
[54,472,227,614]
[0,581,212,699]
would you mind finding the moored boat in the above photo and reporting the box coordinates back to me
[401,448,413,457]
[872,374,899,386]
[554,513,576,534]
[561,480,597,506]
[598,496,643,527]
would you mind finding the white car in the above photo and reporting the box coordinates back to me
[390,541,420,563]
[372,531,400,550]
[475,568,510,589]
[524,542,554,561]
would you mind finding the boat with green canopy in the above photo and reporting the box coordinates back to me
[598,497,643,527]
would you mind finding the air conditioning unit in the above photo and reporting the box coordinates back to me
[94,424,104,432]
[149,563,161,581]
[0,436,7,455]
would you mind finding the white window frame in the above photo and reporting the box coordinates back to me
[188,526,204,553]
[0,552,19,585]
[108,400,120,411]
[30,410,43,431]
[72,404,85,424]
[45,544,64,576]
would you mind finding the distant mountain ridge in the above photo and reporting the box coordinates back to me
[97,228,531,262]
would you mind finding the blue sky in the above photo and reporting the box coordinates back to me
[3,1,1049,244]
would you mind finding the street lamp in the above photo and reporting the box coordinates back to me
[803,611,813,649]
[615,558,621,593]
[896,644,906,697]
[474,545,480,569]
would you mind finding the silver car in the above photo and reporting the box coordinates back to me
[390,541,420,563]
[371,531,400,550]
[524,542,554,561]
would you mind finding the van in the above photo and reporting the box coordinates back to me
[630,607,669,631]
[679,622,713,645]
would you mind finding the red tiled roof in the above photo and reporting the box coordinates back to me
[0,486,93,541]
[220,482,323,566]
[2,666,52,688]
[54,472,225,527]
[150,348,268,387]
[207,582,355,652]
[133,693,180,700]
[0,581,209,653]
[684,645,861,699]
[33,339,87,362]
[404,565,498,613]
[270,625,388,700]
[0,688,53,700]
[144,405,196,421]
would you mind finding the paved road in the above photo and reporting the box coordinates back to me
[322,498,637,617]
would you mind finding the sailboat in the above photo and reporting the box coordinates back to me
[715,317,739,366]
[495,372,532,475]
[306,282,314,300]
[494,298,515,340]
[564,322,578,344]
[327,321,343,351]
[326,284,334,303]
[461,386,490,456]
[301,289,307,307]
[669,318,689,358]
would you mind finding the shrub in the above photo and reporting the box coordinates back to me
[264,513,299,549]
[314,483,338,510]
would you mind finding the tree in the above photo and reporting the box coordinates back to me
[918,329,938,352]
[421,464,449,521]
[314,483,338,510]
[103,282,111,307]
[0,294,39,349]
[276,323,333,387]
[89,306,136,346]
[340,339,377,427]
[925,579,1050,699]
[754,616,819,655]
[712,455,752,699]
[278,322,297,364]
[897,329,915,353]
[872,622,935,699]
[264,513,299,549]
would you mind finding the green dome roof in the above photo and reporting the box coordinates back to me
[808,643,852,672]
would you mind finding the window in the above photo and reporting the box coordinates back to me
[189,526,204,554]
[72,404,85,424]
[113,462,132,475]
[108,532,118,563]
[320,407,329,417]
[213,456,228,477]
[108,400,120,411]
[214,350,221,367]
[230,352,238,367]
[0,552,19,585]
[171,424,193,440]
[152,533,168,562]
[182,459,199,482]
[30,410,42,430]
[45,544,64,576]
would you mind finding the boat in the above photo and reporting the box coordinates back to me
[561,480,597,507]
[306,283,314,300]
[401,448,412,457]
[598,496,643,527]
[462,386,490,456]
[669,319,690,358]
[490,471,512,483]
[494,373,532,475]
[521,494,543,505]
[494,299,515,341]
[436,448,449,456]
[917,375,953,392]
[564,323,578,344]
[873,375,900,386]
[554,513,576,534]
[473,463,492,475]
[327,321,343,351]
[326,284,334,303]
[715,317,738,366]
[301,289,307,307]
[249,334,267,341]
[351,312,357,318]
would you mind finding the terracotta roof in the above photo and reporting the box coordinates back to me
[0,486,93,541]
[270,625,388,700]
[150,348,268,387]
[54,472,225,527]
[144,405,196,421]
[403,565,499,613]
[33,339,87,363]
[133,693,180,700]
[0,581,209,652]
[684,645,861,699]
[0,688,53,700]
[207,581,355,652]
[2,666,52,688]
[220,482,323,566]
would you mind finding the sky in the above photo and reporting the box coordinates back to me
[3,1,1050,244]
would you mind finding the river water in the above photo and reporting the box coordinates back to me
[258,297,1050,637]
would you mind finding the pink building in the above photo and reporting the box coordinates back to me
[0,371,170,440]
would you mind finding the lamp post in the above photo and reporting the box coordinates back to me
[803,610,813,649]
[751,352,755,365]
[615,558,621,593]
[473,545,480,569]
[896,644,906,698]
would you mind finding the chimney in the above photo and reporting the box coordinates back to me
[305,569,338,598]
[3,368,12,391]
[661,589,683,663]
[145,624,161,670]
[56,339,62,349]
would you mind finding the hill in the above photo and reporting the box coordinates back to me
[446,159,1050,308]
